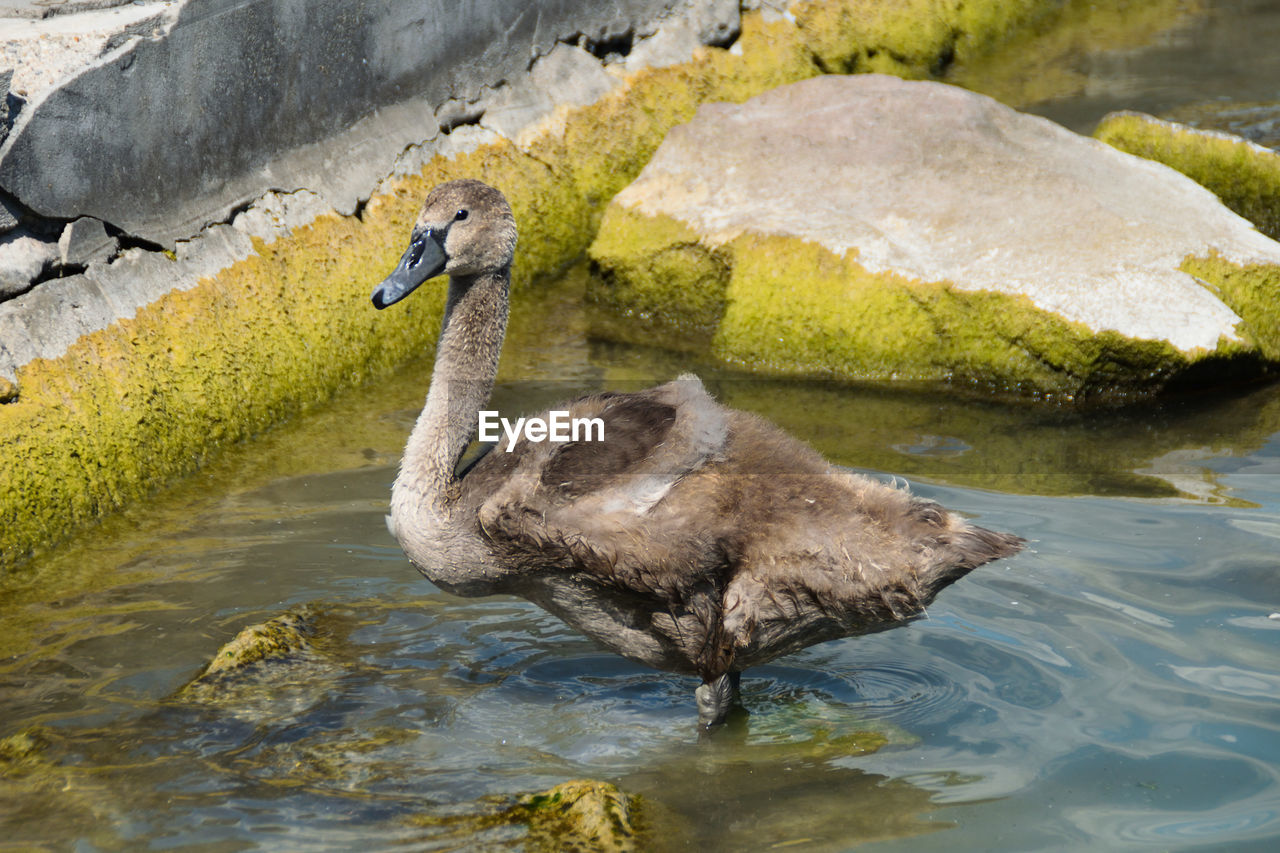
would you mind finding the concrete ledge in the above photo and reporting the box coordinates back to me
[0,0,702,245]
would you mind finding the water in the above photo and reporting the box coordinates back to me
[5,1,1280,849]
[950,0,1280,141]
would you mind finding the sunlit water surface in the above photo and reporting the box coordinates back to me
[5,1,1280,849]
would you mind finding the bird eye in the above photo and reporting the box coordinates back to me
[455,209,469,221]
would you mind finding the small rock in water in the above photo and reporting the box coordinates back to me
[181,606,319,691]
[519,779,640,852]
[408,779,643,852]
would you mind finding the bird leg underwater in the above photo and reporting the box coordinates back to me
[696,670,743,729]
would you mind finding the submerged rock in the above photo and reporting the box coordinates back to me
[1095,110,1280,240]
[520,780,640,852]
[192,607,316,679]
[177,606,327,707]
[409,779,645,852]
[588,74,1280,402]
[0,727,51,776]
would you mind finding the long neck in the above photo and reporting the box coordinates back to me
[392,269,509,530]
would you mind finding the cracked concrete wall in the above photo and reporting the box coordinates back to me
[0,0,698,245]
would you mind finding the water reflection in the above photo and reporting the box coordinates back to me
[948,0,1280,136]
[4,255,1280,848]
[4,409,1280,848]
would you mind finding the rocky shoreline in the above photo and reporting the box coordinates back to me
[2,0,1277,569]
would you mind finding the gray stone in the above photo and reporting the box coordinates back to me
[81,245,183,318]
[0,67,11,146]
[0,2,172,101]
[1,272,105,362]
[482,42,622,143]
[229,189,331,244]
[623,0,740,72]
[0,231,56,298]
[379,124,501,192]
[0,2,136,19]
[0,306,38,376]
[695,0,740,46]
[0,194,18,233]
[57,216,115,266]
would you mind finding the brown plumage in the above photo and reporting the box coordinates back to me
[372,179,1023,727]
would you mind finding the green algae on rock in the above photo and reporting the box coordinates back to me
[1095,111,1280,240]
[588,74,1280,401]
[0,727,52,777]
[408,779,645,852]
[190,607,317,680]
[177,606,334,707]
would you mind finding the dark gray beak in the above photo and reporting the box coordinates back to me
[371,231,447,309]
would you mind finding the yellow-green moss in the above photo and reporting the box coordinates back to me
[1182,252,1280,359]
[1096,112,1280,240]
[187,607,316,681]
[0,727,51,776]
[588,213,1253,401]
[0,0,1169,570]
[586,208,731,349]
[794,0,1057,77]
[408,779,644,852]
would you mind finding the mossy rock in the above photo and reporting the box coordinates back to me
[589,75,1280,402]
[176,606,326,704]
[0,727,52,777]
[1095,110,1280,240]
[409,779,646,852]
[518,780,641,852]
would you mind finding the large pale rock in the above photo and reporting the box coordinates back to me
[588,74,1280,401]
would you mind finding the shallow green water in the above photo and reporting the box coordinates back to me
[950,0,1280,141]
[5,1,1280,849]
[4,266,1278,850]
